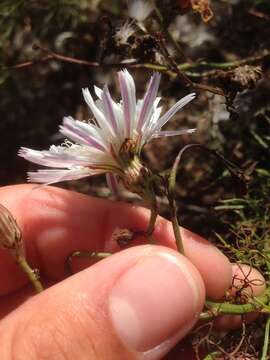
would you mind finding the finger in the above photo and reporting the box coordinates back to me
[0,245,205,360]
[0,184,231,299]
[214,263,266,330]
[0,280,54,320]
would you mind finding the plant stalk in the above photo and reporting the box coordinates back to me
[261,315,270,360]
[17,254,43,293]
[169,198,185,255]
[200,288,270,320]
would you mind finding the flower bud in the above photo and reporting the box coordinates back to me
[0,203,22,252]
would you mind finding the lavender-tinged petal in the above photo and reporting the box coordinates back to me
[118,69,136,137]
[60,126,104,151]
[101,86,118,135]
[106,173,119,196]
[154,93,196,131]
[73,117,108,145]
[27,168,93,185]
[152,128,196,138]
[134,99,143,127]
[137,72,161,131]
[95,94,122,122]
[19,147,95,168]
[61,117,106,151]
[82,88,114,136]
[73,120,101,138]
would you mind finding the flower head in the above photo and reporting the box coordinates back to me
[19,69,195,193]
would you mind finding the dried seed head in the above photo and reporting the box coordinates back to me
[0,204,22,252]
[114,21,135,45]
[217,65,262,92]
[230,65,262,89]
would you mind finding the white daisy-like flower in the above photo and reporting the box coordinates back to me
[128,0,153,22]
[115,21,135,45]
[19,69,195,194]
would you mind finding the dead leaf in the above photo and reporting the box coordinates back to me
[191,0,214,22]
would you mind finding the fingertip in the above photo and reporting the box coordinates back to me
[231,263,266,297]
[214,264,266,331]
[106,245,206,358]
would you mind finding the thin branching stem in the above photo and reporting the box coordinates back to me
[65,251,112,276]
[5,45,269,92]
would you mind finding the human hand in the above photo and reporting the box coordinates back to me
[0,185,265,359]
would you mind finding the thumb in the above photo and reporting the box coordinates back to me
[0,245,205,360]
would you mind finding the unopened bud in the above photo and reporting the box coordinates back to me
[0,204,22,252]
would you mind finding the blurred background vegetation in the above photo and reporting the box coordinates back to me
[0,0,270,358]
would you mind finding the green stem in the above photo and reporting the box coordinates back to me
[65,251,112,276]
[138,51,270,72]
[146,206,158,244]
[261,315,270,360]
[8,48,269,74]
[17,255,43,293]
[202,352,222,360]
[169,198,185,255]
[200,288,270,320]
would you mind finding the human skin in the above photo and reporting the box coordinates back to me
[0,185,265,359]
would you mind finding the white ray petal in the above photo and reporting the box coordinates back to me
[27,168,94,185]
[94,86,103,99]
[151,128,196,138]
[141,106,162,143]
[18,147,95,168]
[154,93,196,131]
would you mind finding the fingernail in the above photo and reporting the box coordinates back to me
[109,252,202,353]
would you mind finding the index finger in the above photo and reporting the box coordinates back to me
[0,184,232,298]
